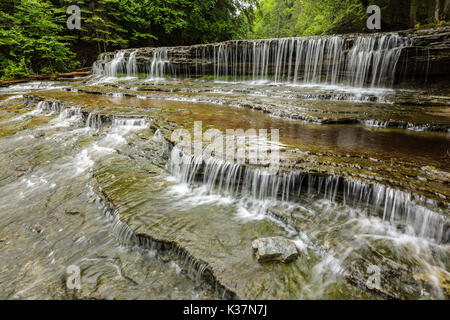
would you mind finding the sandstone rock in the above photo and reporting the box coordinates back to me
[252,237,299,263]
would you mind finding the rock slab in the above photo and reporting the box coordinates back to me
[252,237,299,263]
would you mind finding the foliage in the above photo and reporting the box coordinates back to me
[0,0,79,79]
[253,0,366,38]
[0,0,447,79]
[0,57,30,80]
[295,0,366,36]
[252,0,448,38]
[0,0,255,79]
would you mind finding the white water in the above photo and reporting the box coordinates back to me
[169,147,449,244]
[167,149,449,299]
[94,34,409,88]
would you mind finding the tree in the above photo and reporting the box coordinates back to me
[435,0,441,23]
[0,0,78,79]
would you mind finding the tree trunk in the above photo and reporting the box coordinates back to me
[276,2,281,38]
[435,0,440,23]
[96,31,101,54]
[410,1,417,27]
[444,0,450,20]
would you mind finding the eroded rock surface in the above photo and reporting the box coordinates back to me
[252,237,299,263]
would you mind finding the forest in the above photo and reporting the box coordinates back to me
[0,0,448,80]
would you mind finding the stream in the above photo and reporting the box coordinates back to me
[0,30,449,300]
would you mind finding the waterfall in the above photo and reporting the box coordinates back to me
[86,113,103,130]
[126,50,138,77]
[210,34,408,87]
[170,148,449,244]
[36,101,63,114]
[36,101,49,112]
[148,48,172,79]
[103,51,126,77]
[57,106,81,120]
[33,102,150,132]
[36,101,80,119]
[92,33,410,87]
[347,35,406,87]
[111,116,149,129]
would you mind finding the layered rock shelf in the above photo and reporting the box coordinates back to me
[93,27,450,88]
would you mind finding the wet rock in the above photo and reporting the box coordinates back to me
[65,210,84,217]
[252,237,299,263]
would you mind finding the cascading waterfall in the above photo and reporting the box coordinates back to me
[148,48,172,79]
[86,113,103,130]
[126,50,138,77]
[36,101,63,114]
[57,106,81,120]
[170,148,449,244]
[210,34,408,87]
[36,101,81,120]
[93,33,410,88]
[347,35,406,87]
[33,100,151,132]
[111,116,149,129]
[104,51,126,77]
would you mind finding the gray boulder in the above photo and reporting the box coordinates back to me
[252,237,299,263]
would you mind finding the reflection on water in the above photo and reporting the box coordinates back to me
[0,79,449,300]
[36,89,450,170]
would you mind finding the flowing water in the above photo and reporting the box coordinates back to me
[94,34,410,88]
[1,31,449,300]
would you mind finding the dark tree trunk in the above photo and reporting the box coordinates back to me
[444,0,450,20]
[410,1,417,27]
[435,0,441,23]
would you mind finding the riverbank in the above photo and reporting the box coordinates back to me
[0,71,92,87]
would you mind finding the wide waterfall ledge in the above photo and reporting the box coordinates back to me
[92,27,450,89]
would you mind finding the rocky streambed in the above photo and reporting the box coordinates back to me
[1,26,450,299]
[0,70,448,300]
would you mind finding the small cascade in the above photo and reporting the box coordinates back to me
[170,148,449,244]
[111,116,149,129]
[92,61,103,75]
[85,114,150,131]
[104,51,126,77]
[126,50,138,77]
[57,106,81,120]
[36,101,63,114]
[85,113,103,131]
[360,120,389,128]
[36,101,49,112]
[90,183,234,298]
[33,102,151,133]
[148,48,172,78]
[35,101,81,121]
[153,129,163,140]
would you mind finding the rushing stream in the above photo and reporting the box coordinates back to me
[0,29,449,300]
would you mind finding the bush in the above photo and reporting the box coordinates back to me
[0,57,30,80]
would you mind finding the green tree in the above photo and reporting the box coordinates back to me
[253,0,302,38]
[251,0,450,38]
[0,0,78,79]
[294,0,365,36]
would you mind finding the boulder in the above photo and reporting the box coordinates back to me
[252,237,299,263]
